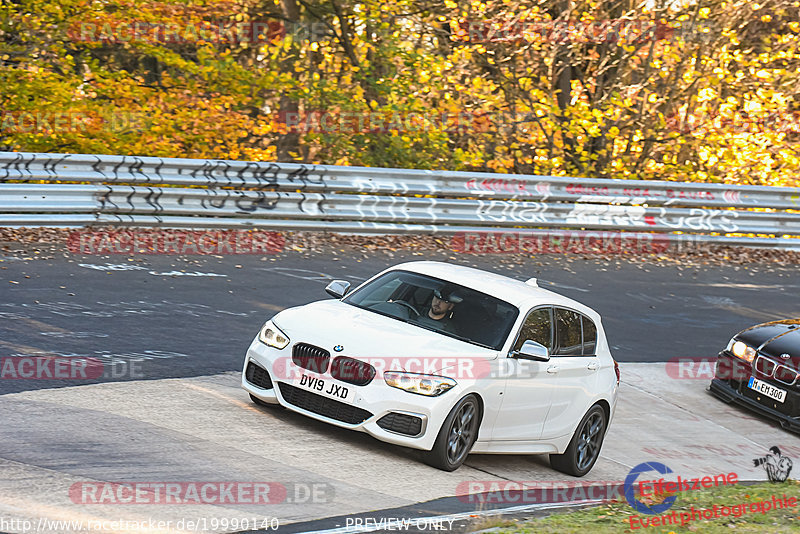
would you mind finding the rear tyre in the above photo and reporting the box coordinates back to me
[424,394,480,471]
[550,405,606,477]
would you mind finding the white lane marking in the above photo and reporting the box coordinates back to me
[257,267,333,281]
[78,263,148,271]
[7,349,189,362]
[78,263,227,277]
[1,300,249,319]
[40,331,109,338]
[148,270,226,277]
[257,267,368,284]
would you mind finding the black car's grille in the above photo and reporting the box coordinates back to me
[330,356,376,386]
[245,361,273,389]
[292,343,331,373]
[377,412,423,436]
[755,355,799,386]
[775,365,799,385]
[716,352,800,419]
[755,355,777,378]
[277,382,372,424]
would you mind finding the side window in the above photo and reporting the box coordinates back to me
[372,278,403,303]
[582,316,597,355]
[513,307,552,352]
[554,308,582,356]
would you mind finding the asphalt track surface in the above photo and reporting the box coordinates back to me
[2,250,798,396]
[1,249,799,533]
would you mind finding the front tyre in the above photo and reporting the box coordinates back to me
[424,394,480,471]
[550,405,606,477]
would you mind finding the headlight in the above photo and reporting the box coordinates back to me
[731,340,756,363]
[384,371,456,396]
[258,321,290,349]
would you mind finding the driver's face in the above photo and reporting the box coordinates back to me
[431,295,454,315]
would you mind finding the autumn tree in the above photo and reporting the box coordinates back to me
[1,0,798,185]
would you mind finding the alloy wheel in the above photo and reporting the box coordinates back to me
[575,411,604,471]
[446,400,477,464]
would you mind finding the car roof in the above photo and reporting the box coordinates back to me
[390,261,600,319]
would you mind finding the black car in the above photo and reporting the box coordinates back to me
[710,319,800,433]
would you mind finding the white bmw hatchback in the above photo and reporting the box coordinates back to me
[242,261,618,474]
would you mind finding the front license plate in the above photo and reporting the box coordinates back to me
[298,373,351,401]
[748,376,786,403]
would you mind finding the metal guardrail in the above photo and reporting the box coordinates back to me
[2,151,800,248]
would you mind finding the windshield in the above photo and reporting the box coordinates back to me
[343,270,519,350]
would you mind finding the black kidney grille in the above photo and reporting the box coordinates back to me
[277,382,372,424]
[330,356,376,386]
[377,412,423,436]
[755,355,776,377]
[774,365,799,385]
[292,343,331,373]
[245,361,273,390]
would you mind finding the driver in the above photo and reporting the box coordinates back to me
[417,287,462,333]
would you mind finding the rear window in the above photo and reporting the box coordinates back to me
[552,308,598,356]
[582,316,597,355]
[554,309,583,355]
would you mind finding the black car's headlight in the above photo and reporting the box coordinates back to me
[727,338,756,363]
[258,321,290,349]
[384,371,456,396]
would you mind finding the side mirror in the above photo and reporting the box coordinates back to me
[325,280,351,299]
[514,340,550,362]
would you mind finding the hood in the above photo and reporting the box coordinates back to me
[272,300,498,371]
[736,319,800,359]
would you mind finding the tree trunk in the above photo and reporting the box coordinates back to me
[276,0,301,162]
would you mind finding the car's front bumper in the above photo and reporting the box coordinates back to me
[710,351,800,434]
[241,337,468,451]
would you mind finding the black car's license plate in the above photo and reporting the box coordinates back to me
[748,376,786,403]
[298,373,350,400]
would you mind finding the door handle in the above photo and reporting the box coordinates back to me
[546,365,560,374]
[587,362,599,371]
